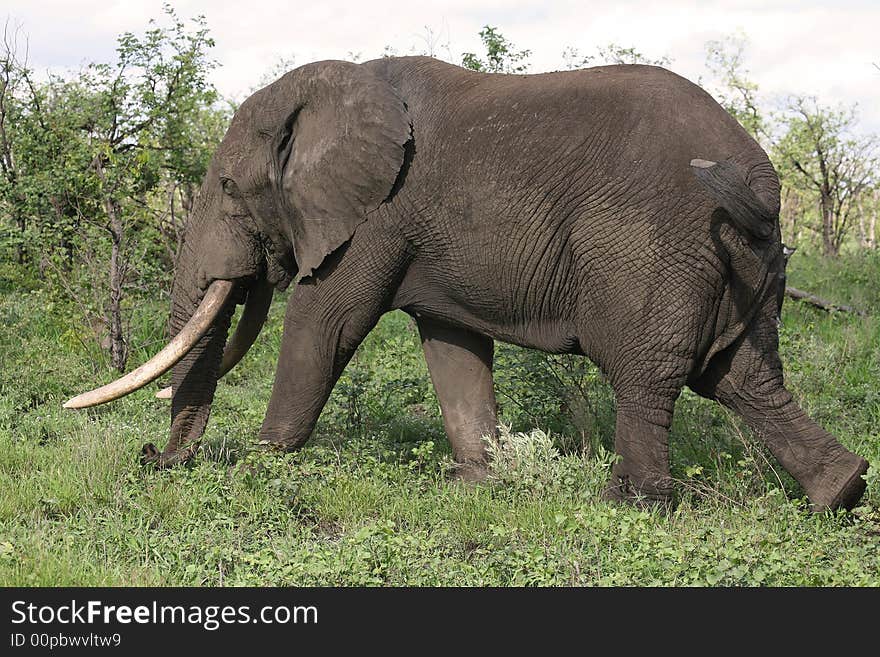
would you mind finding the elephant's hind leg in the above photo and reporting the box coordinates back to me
[692,333,868,511]
[603,384,682,509]
[417,317,497,482]
[590,320,693,508]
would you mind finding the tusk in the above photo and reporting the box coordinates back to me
[64,280,236,409]
[155,278,273,399]
[217,278,275,378]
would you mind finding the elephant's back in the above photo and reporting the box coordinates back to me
[368,58,777,355]
[368,57,772,202]
[368,56,748,143]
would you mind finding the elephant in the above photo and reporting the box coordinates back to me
[65,56,868,511]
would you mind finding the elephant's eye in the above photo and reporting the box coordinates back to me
[221,177,237,195]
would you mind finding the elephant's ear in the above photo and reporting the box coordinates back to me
[273,61,412,280]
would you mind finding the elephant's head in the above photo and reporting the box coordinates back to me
[64,61,412,464]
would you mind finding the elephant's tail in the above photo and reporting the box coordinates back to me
[689,158,775,242]
[690,157,781,375]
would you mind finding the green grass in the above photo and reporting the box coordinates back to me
[0,251,878,586]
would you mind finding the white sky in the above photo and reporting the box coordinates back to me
[4,0,880,133]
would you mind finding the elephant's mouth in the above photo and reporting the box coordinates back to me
[63,277,271,409]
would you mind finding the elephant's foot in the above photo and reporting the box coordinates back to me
[255,435,306,453]
[602,474,674,512]
[807,452,868,512]
[449,460,490,484]
[140,442,200,469]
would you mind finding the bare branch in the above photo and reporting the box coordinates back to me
[785,286,866,316]
[790,159,823,191]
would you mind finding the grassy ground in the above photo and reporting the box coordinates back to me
[0,250,878,586]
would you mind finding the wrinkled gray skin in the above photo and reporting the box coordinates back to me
[144,56,868,510]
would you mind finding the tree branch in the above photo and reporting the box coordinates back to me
[791,158,822,191]
[785,286,866,316]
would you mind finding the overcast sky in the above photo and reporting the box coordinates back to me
[5,0,880,133]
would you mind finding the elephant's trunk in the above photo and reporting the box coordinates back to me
[155,277,274,399]
[154,240,237,464]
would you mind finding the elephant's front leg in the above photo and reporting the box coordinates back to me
[257,307,344,449]
[258,245,405,450]
[416,317,497,482]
